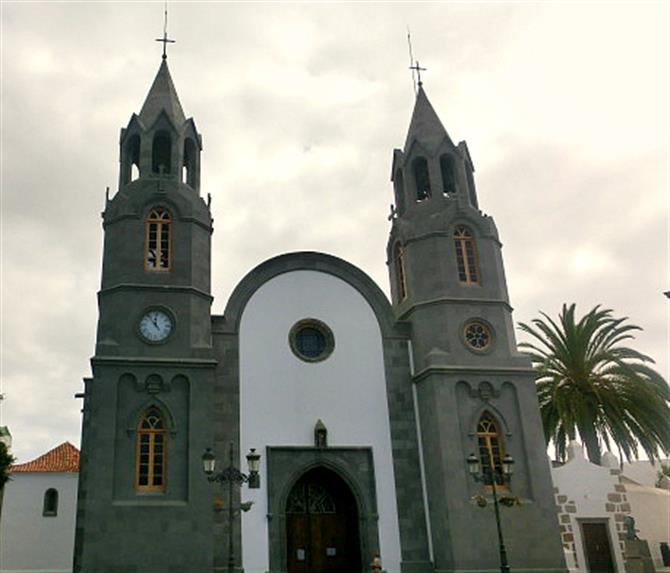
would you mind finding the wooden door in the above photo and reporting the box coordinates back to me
[286,468,361,573]
[581,522,616,573]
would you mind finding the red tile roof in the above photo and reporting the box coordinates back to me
[11,442,80,473]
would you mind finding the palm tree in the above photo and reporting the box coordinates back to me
[656,464,670,488]
[518,304,670,465]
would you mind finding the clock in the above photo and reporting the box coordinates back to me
[138,309,174,343]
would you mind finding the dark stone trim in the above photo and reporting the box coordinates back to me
[412,365,535,383]
[266,446,380,573]
[99,283,214,302]
[401,229,503,248]
[222,252,398,336]
[102,213,212,233]
[111,500,188,507]
[90,356,218,367]
[398,296,513,319]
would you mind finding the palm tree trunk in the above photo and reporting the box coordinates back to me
[581,425,601,465]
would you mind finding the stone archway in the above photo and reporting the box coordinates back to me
[285,467,362,573]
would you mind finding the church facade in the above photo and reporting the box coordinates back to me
[73,55,568,573]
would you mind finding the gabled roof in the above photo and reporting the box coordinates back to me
[11,442,79,473]
[404,86,452,153]
[139,60,186,128]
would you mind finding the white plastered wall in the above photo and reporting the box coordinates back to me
[624,481,670,568]
[0,472,77,573]
[239,269,402,573]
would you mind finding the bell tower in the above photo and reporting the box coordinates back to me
[74,56,216,572]
[388,86,567,572]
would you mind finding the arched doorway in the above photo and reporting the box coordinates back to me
[286,467,362,573]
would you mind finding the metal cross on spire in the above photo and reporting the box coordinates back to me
[155,2,175,60]
[406,29,426,94]
[409,60,427,89]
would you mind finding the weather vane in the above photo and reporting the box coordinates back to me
[407,29,427,94]
[155,1,175,60]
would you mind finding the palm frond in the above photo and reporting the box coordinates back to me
[519,304,670,464]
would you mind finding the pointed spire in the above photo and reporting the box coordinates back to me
[403,85,451,153]
[139,59,186,128]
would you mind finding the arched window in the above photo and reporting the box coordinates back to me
[182,138,197,188]
[145,208,172,271]
[121,134,141,185]
[393,242,407,301]
[412,157,431,201]
[476,412,504,485]
[135,406,167,491]
[152,132,172,175]
[440,154,456,195]
[43,488,58,516]
[453,225,480,285]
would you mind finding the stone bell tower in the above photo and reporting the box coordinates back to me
[387,86,567,572]
[73,56,217,572]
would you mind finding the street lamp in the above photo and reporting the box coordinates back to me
[202,442,261,573]
[467,452,515,573]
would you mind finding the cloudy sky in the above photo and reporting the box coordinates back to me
[1,2,668,463]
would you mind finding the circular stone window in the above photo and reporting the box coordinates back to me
[289,319,335,363]
[463,320,494,352]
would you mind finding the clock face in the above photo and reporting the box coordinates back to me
[139,309,174,343]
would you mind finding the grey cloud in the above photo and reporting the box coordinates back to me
[2,2,667,462]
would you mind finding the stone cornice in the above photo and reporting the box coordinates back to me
[398,296,513,319]
[90,356,218,368]
[412,364,535,383]
[99,284,214,302]
[103,212,212,232]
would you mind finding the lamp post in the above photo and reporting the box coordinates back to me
[467,452,515,573]
[202,442,261,573]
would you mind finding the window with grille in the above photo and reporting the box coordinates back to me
[286,482,336,514]
[476,412,504,486]
[453,225,480,285]
[145,208,172,271]
[289,319,335,363]
[135,407,167,491]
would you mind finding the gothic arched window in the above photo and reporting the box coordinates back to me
[152,132,172,175]
[393,242,407,301]
[43,488,58,516]
[440,154,456,195]
[412,157,431,201]
[476,412,504,485]
[145,208,172,271]
[453,225,480,285]
[182,138,197,188]
[135,406,167,491]
[121,134,141,185]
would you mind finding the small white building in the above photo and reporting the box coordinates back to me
[551,442,670,572]
[551,443,628,572]
[0,442,79,573]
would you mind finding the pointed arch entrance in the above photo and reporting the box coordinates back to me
[285,467,362,573]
